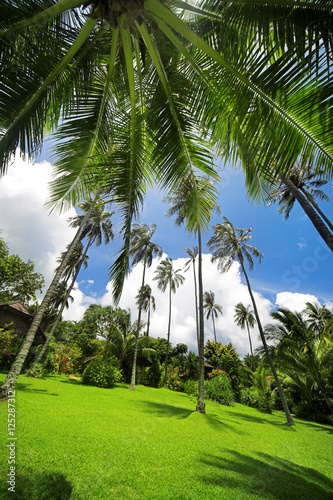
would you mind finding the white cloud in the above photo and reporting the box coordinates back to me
[0,152,78,288]
[275,292,320,312]
[101,253,273,357]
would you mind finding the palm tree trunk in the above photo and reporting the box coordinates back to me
[192,260,200,351]
[26,239,92,376]
[240,260,295,425]
[0,202,97,399]
[164,283,172,387]
[130,252,147,390]
[212,314,220,369]
[300,187,333,233]
[196,229,205,414]
[147,302,150,337]
[283,177,333,252]
[245,319,256,372]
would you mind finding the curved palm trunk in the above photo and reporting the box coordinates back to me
[0,202,98,399]
[27,239,92,375]
[283,178,333,252]
[245,319,256,372]
[212,313,220,369]
[196,229,205,414]
[192,260,200,350]
[300,187,333,233]
[163,283,172,387]
[130,252,147,390]
[240,260,295,425]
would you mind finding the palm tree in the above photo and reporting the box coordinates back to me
[1,1,333,304]
[184,246,199,350]
[234,302,256,372]
[303,302,333,340]
[136,285,155,337]
[264,307,333,415]
[208,217,295,425]
[27,201,114,374]
[265,160,333,252]
[153,258,185,387]
[0,191,105,398]
[164,174,218,413]
[129,223,162,390]
[203,291,223,369]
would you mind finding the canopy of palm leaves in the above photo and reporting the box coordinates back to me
[1,0,333,297]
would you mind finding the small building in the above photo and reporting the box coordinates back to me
[204,361,215,377]
[0,302,46,345]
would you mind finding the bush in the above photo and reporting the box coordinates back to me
[183,379,198,397]
[82,358,122,388]
[205,372,234,406]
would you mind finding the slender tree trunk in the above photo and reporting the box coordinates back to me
[27,239,92,376]
[283,178,333,252]
[164,283,172,387]
[245,319,256,372]
[0,203,97,399]
[192,260,200,351]
[196,230,205,414]
[300,187,333,233]
[240,261,295,425]
[147,302,150,337]
[212,314,220,369]
[130,252,147,390]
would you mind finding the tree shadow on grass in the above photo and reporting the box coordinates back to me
[199,450,333,499]
[14,382,59,396]
[0,471,72,500]
[228,411,297,431]
[137,400,194,419]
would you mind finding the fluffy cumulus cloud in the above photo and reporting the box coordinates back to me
[101,253,273,357]
[275,292,320,312]
[0,152,78,287]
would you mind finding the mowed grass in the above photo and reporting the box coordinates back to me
[0,375,332,500]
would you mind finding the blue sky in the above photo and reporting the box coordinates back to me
[0,149,332,356]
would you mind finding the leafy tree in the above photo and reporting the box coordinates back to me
[203,291,223,369]
[135,284,155,337]
[129,223,162,390]
[153,258,185,387]
[265,307,333,416]
[234,302,256,371]
[164,174,218,413]
[0,193,103,398]
[26,199,114,375]
[2,0,333,310]
[265,159,333,251]
[208,217,295,424]
[303,302,333,340]
[0,236,44,305]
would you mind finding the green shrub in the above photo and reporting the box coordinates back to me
[183,379,198,397]
[82,358,122,388]
[205,372,234,406]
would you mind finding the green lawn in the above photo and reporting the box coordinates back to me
[0,374,332,500]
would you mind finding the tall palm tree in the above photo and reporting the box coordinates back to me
[184,246,199,350]
[164,174,218,413]
[234,302,256,372]
[27,201,114,374]
[135,285,155,337]
[203,291,223,369]
[208,217,295,425]
[1,1,333,307]
[0,191,105,398]
[129,223,162,390]
[265,160,333,252]
[153,258,185,387]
